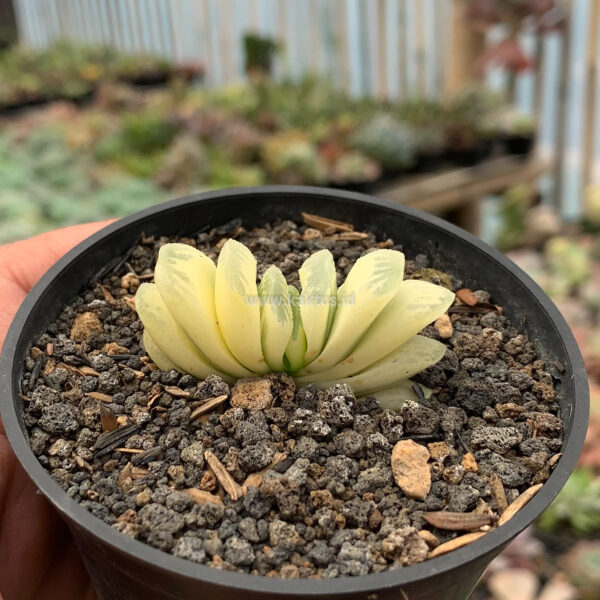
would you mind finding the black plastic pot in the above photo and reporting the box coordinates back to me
[0,186,588,600]
[503,134,535,157]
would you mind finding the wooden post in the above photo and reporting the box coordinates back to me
[443,0,486,95]
[552,0,572,209]
[0,0,18,47]
[583,0,600,187]
[442,0,486,233]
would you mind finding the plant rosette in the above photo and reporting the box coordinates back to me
[0,187,588,600]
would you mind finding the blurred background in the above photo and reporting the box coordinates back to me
[1,0,599,597]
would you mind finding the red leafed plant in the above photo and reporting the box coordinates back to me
[466,0,566,74]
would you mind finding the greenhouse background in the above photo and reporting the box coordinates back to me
[1,1,600,598]
[11,0,600,221]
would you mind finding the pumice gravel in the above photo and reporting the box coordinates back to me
[20,217,564,578]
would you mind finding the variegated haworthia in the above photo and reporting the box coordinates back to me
[135,238,454,402]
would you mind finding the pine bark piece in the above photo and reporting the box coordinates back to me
[164,386,191,398]
[100,404,118,432]
[183,488,224,506]
[301,212,354,233]
[94,423,139,455]
[429,531,487,558]
[204,450,244,501]
[498,484,543,526]
[117,463,133,488]
[423,511,494,531]
[456,288,478,306]
[190,394,229,421]
[489,473,508,513]
[87,391,113,402]
[391,440,431,500]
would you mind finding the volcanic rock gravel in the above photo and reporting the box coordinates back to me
[20,218,564,578]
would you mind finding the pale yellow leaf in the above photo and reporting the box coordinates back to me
[154,243,252,378]
[135,283,231,381]
[258,265,293,371]
[215,239,268,373]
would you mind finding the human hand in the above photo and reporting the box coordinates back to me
[0,222,112,600]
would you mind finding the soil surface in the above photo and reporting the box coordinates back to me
[20,218,564,578]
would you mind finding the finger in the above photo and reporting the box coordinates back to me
[0,221,114,349]
[36,539,96,600]
[0,220,114,294]
[0,438,69,600]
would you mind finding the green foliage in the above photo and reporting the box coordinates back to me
[0,129,166,243]
[538,469,600,535]
[243,33,279,75]
[545,236,592,291]
[496,184,534,251]
[0,41,173,107]
[350,114,417,170]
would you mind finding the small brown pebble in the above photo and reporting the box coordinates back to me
[498,484,543,526]
[136,488,152,507]
[46,342,53,356]
[75,456,93,472]
[417,530,440,548]
[102,342,129,355]
[200,470,217,492]
[495,403,525,418]
[381,527,429,565]
[230,378,273,411]
[429,532,487,558]
[434,314,453,340]
[117,463,133,488]
[423,511,494,531]
[428,441,455,462]
[302,228,322,241]
[116,415,129,427]
[391,440,431,501]
[168,465,185,482]
[309,489,336,510]
[70,312,103,342]
[183,488,224,506]
[117,509,137,524]
[103,459,119,472]
[369,509,384,530]
[461,452,478,473]
[121,272,140,291]
[456,288,478,306]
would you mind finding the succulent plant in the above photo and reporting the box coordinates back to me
[538,469,600,535]
[261,131,327,184]
[135,240,454,398]
[349,114,417,170]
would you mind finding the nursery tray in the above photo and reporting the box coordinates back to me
[376,154,550,234]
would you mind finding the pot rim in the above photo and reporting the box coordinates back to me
[0,185,589,596]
